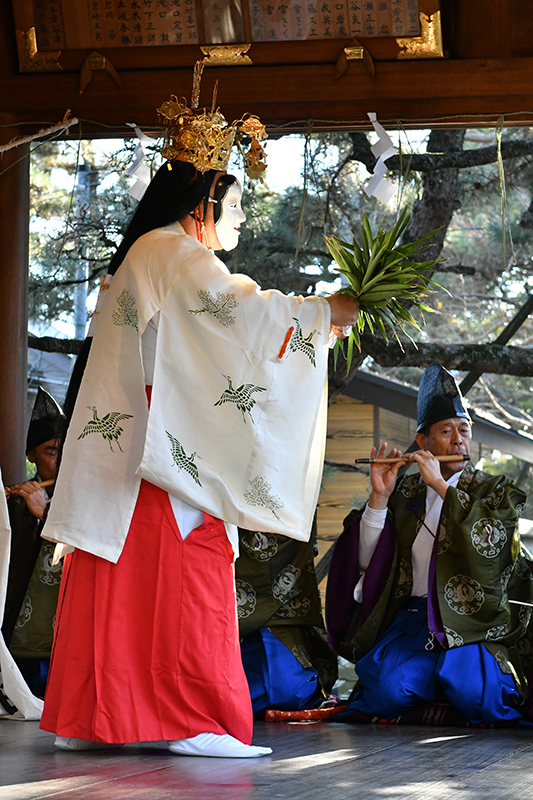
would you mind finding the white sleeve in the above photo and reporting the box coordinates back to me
[359,505,388,570]
[354,505,388,602]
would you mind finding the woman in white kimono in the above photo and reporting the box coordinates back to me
[40,156,358,757]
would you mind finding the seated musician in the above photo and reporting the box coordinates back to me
[237,520,338,714]
[2,387,65,696]
[326,363,533,725]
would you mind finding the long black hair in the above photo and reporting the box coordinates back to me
[62,161,222,426]
[108,161,221,275]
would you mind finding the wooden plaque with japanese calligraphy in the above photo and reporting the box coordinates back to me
[248,0,420,43]
[29,0,419,49]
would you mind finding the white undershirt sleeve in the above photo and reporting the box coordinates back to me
[354,505,388,602]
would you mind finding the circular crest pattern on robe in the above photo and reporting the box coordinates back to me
[272,565,301,599]
[444,574,485,616]
[470,519,507,558]
[236,579,257,618]
[240,531,279,561]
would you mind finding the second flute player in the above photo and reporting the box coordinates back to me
[326,363,533,726]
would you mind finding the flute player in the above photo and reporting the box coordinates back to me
[326,363,533,725]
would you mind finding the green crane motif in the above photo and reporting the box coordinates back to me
[288,318,319,366]
[78,406,133,452]
[166,431,202,486]
[214,374,266,424]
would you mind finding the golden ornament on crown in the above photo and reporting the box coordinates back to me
[157,62,267,181]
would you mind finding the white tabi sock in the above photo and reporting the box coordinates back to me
[168,732,272,758]
[54,736,122,751]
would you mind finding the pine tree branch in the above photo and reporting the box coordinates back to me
[28,332,533,379]
[435,263,476,275]
[29,335,83,355]
[348,133,533,174]
[358,334,533,376]
[29,265,105,290]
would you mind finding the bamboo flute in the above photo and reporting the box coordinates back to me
[354,455,470,465]
[4,478,55,496]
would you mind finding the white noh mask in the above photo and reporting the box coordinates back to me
[214,179,246,251]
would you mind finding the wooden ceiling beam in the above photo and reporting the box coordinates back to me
[3,57,533,133]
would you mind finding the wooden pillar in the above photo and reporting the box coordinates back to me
[0,115,29,486]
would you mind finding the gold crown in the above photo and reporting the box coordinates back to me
[157,62,267,181]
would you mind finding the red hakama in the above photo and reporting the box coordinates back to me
[40,479,253,744]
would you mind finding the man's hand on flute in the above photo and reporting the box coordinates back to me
[363,422,470,507]
[4,479,53,520]
[367,443,407,511]
[407,449,450,498]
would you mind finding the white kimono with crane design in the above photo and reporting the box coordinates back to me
[43,223,331,563]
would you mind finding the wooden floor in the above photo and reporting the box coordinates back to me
[2,719,533,799]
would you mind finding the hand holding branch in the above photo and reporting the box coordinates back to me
[326,294,360,339]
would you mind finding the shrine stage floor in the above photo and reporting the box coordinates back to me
[1,719,533,799]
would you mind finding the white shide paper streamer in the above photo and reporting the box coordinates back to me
[364,112,398,204]
[126,122,153,201]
